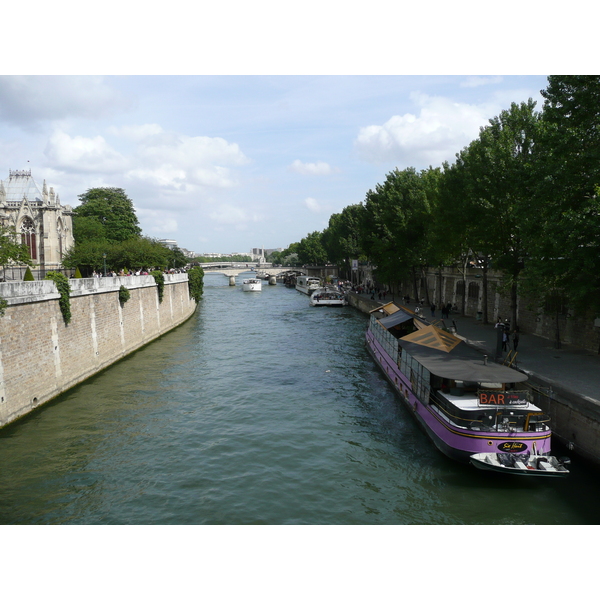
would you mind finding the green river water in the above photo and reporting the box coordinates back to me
[1,272,599,525]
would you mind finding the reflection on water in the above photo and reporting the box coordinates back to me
[0,273,598,524]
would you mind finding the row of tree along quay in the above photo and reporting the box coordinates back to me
[275,76,600,351]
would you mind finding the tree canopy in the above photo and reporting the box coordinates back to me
[74,187,142,243]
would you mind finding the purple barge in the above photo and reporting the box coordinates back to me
[365,303,569,476]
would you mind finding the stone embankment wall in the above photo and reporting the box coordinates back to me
[0,274,197,428]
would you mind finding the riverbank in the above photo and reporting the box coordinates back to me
[0,274,197,428]
[347,291,600,468]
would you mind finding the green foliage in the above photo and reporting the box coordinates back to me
[45,271,72,324]
[321,204,365,277]
[119,285,131,304]
[0,224,32,270]
[297,231,327,265]
[74,267,83,278]
[187,266,204,303]
[23,266,35,281]
[74,187,141,243]
[0,297,7,317]
[151,270,165,303]
[62,236,174,276]
[73,215,107,243]
[193,255,253,263]
[360,167,436,286]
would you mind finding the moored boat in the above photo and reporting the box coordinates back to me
[470,452,570,477]
[365,302,568,476]
[242,278,262,292]
[310,287,347,307]
[296,276,321,295]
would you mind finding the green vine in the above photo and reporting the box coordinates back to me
[151,270,165,303]
[0,296,7,317]
[45,271,72,324]
[119,285,131,304]
[187,266,204,303]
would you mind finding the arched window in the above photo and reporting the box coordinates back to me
[20,217,37,260]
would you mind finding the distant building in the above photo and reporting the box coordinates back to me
[158,238,178,250]
[0,169,74,273]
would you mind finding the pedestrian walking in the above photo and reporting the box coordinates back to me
[513,327,520,351]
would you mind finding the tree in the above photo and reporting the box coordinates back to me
[296,232,327,265]
[74,188,141,242]
[321,204,364,279]
[442,101,541,326]
[0,223,32,278]
[527,76,600,319]
[360,167,436,296]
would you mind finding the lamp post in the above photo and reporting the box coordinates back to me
[103,253,107,277]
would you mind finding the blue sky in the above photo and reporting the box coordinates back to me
[0,75,551,255]
[0,3,590,257]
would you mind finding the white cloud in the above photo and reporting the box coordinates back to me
[116,124,249,189]
[354,92,493,167]
[137,208,179,235]
[45,130,128,173]
[289,159,337,175]
[303,197,322,213]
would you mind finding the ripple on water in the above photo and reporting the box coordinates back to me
[0,284,595,525]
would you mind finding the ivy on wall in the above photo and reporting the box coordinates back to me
[119,285,131,304]
[151,270,165,303]
[187,266,204,303]
[44,271,72,324]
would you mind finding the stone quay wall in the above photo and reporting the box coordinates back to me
[0,274,197,428]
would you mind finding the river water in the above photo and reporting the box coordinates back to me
[1,272,599,525]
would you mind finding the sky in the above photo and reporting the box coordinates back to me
[0,3,592,260]
[0,74,551,255]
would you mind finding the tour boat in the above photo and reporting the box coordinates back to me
[310,287,348,307]
[295,276,321,295]
[365,302,569,475]
[242,278,262,292]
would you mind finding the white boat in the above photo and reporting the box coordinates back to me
[310,287,347,307]
[295,276,321,295]
[242,278,262,292]
[470,452,570,477]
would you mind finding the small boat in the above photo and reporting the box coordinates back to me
[295,276,321,295]
[365,302,570,476]
[310,287,347,307]
[242,278,261,292]
[470,452,570,477]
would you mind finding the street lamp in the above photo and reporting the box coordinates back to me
[103,253,107,277]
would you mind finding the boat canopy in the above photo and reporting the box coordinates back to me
[378,310,414,329]
[398,325,528,383]
[375,304,428,330]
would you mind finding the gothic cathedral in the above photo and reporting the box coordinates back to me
[0,169,74,273]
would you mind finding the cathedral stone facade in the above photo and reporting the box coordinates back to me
[0,169,74,274]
